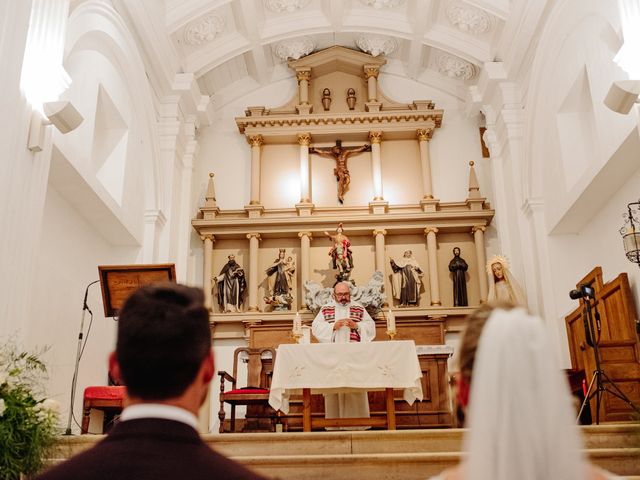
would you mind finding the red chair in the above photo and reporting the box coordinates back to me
[218,347,276,433]
[81,386,126,434]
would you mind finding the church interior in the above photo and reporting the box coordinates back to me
[1,0,640,478]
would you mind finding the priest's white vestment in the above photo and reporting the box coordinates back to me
[311,301,376,424]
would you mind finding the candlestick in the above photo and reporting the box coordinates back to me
[386,308,396,334]
[293,313,302,335]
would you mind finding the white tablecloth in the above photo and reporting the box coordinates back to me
[268,340,424,413]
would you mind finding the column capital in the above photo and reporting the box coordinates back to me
[471,225,487,234]
[298,133,311,146]
[296,69,311,83]
[246,233,261,241]
[424,227,439,236]
[417,128,434,141]
[200,234,215,242]
[364,65,380,79]
[298,231,313,239]
[369,131,383,144]
[372,229,387,236]
[248,135,264,147]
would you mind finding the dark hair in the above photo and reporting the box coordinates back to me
[116,283,211,400]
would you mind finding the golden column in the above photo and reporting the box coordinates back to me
[372,229,387,273]
[298,133,311,203]
[472,226,488,302]
[201,234,215,311]
[298,231,313,310]
[424,227,441,306]
[248,135,263,205]
[246,233,261,311]
[296,69,311,105]
[369,131,384,201]
[417,129,434,199]
[364,65,379,102]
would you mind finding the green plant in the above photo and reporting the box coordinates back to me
[0,343,60,480]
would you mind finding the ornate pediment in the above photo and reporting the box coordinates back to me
[235,45,442,142]
[287,45,386,78]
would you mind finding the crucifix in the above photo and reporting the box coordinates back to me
[309,139,371,203]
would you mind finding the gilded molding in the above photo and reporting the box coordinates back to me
[296,70,311,83]
[246,233,262,240]
[298,133,311,146]
[417,128,433,141]
[298,231,313,239]
[248,135,264,147]
[200,234,215,242]
[372,229,387,236]
[424,227,439,235]
[369,131,383,143]
[236,110,443,133]
[471,225,486,235]
[364,66,380,79]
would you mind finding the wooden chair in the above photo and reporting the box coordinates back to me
[81,386,126,434]
[218,347,276,433]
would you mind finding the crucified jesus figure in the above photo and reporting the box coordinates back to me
[309,139,371,203]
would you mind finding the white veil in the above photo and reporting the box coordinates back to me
[464,308,585,480]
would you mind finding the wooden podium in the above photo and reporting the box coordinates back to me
[98,264,176,317]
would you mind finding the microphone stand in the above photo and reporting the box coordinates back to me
[64,280,100,435]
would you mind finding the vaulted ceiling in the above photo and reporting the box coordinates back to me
[117,0,511,110]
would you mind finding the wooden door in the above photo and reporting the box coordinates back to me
[565,267,640,422]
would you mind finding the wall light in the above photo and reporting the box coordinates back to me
[604,80,640,114]
[28,100,83,152]
[620,200,640,269]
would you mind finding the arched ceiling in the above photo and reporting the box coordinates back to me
[115,0,510,110]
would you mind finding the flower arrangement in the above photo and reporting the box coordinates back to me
[0,343,60,480]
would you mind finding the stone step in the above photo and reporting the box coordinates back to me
[49,424,640,479]
[210,424,640,457]
[233,448,640,480]
[582,424,640,449]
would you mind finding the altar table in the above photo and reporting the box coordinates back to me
[268,340,423,431]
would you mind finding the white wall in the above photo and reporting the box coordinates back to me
[29,183,139,431]
[0,0,178,433]
[521,0,640,363]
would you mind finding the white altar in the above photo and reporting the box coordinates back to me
[269,340,423,430]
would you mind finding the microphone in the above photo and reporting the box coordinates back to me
[82,280,100,315]
[569,284,595,299]
[569,289,583,300]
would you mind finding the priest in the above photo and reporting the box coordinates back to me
[311,282,376,426]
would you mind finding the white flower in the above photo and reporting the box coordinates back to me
[0,398,5,417]
[41,398,60,415]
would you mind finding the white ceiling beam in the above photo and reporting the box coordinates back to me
[328,0,345,33]
[234,0,271,85]
[405,0,434,79]
[114,0,181,97]
[165,0,233,32]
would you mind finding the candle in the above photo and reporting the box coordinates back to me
[293,313,302,335]
[387,308,396,333]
